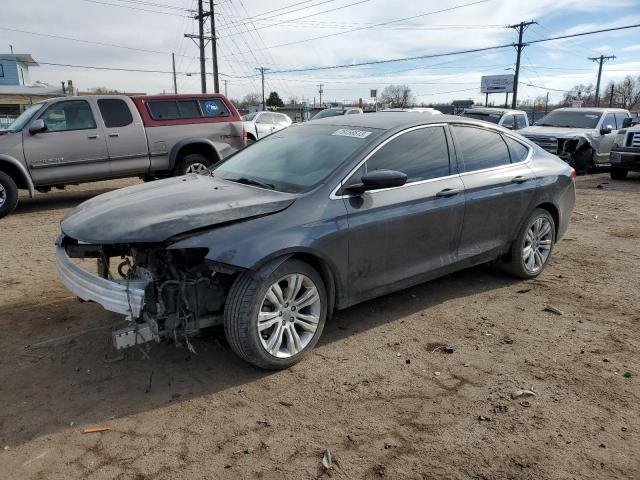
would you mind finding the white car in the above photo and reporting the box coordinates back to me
[242,111,292,142]
[460,107,529,130]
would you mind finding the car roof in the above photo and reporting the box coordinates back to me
[308,112,481,130]
[551,107,629,112]
[464,107,525,114]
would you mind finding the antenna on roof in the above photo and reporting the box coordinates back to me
[9,44,13,54]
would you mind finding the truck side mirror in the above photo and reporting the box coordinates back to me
[622,117,633,129]
[600,125,613,135]
[29,119,47,135]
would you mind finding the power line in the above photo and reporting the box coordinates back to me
[218,0,345,29]
[223,0,490,54]
[79,0,190,16]
[263,23,640,75]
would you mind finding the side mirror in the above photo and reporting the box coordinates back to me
[622,117,633,129]
[600,125,613,135]
[344,169,407,194]
[29,119,47,135]
[503,124,514,130]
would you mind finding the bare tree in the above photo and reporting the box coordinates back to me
[561,84,596,107]
[380,85,415,108]
[239,93,262,108]
[611,75,640,110]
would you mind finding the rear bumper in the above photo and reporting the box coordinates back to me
[56,244,148,319]
[610,150,640,169]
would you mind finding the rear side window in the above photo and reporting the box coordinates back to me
[199,98,230,117]
[452,125,511,172]
[504,136,529,163]
[98,99,133,128]
[363,126,450,182]
[515,114,528,129]
[148,101,180,120]
[178,100,200,118]
[501,115,514,129]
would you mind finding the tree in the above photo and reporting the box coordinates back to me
[287,95,299,105]
[239,93,262,108]
[266,91,284,108]
[561,83,595,107]
[380,85,414,108]
[610,75,640,110]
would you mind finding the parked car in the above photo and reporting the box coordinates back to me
[381,107,443,114]
[310,107,363,120]
[460,107,529,130]
[56,112,575,369]
[242,111,291,142]
[609,118,640,179]
[519,107,631,173]
[0,94,244,218]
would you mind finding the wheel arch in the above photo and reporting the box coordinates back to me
[535,201,560,238]
[0,155,34,197]
[169,139,222,171]
[251,249,340,319]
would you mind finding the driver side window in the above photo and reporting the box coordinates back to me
[602,113,616,130]
[40,100,97,132]
[345,126,450,188]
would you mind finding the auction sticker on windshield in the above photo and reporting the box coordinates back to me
[332,128,372,139]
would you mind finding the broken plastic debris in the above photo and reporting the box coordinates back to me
[543,305,564,316]
[511,389,536,400]
[83,427,111,434]
[322,449,333,470]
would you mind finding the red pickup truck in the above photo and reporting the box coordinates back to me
[0,93,245,218]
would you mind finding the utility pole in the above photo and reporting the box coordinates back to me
[317,84,324,107]
[256,67,269,111]
[545,91,549,113]
[609,83,615,107]
[224,79,228,97]
[508,20,537,109]
[196,0,206,93]
[171,52,177,94]
[589,54,615,106]
[209,0,219,93]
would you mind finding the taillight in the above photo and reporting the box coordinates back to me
[570,167,576,179]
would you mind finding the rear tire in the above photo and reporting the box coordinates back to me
[0,171,19,219]
[610,167,628,180]
[502,208,556,279]
[224,259,327,369]
[174,153,212,176]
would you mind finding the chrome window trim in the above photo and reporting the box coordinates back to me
[330,122,533,200]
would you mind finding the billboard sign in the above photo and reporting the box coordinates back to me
[370,89,377,98]
[481,75,514,93]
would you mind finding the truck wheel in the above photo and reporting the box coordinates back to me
[224,259,327,370]
[610,167,628,180]
[573,149,593,175]
[175,153,211,176]
[501,208,555,279]
[0,171,19,219]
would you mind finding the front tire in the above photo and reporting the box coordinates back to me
[0,171,19,219]
[503,208,556,279]
[224,259,327,369]
[610,167,628,180]
[174,153,211,176]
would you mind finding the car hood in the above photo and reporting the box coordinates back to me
[520,125,597,138]
[61,174,298,244]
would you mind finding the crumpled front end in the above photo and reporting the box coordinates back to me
[56,235,237,350]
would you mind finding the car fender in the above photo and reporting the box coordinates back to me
[169,138,222,170]
[0,154,35,197]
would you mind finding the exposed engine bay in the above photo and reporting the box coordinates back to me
[62,237,236,351]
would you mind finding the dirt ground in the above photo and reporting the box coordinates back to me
[0,173,639,480]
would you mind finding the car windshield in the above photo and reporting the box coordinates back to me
[460,111,502,124]
[242,112,258,121]
[8,103,44,132]
[534,110,601,129]
[215,124,381,193]
[312,109,346,120]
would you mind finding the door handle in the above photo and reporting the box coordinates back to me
[511,175,529,184]
[108,133,120,137]
[87,134,100,139]
[435,188,461,198]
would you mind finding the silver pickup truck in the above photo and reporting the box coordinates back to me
[0,94,245,218]
[519,107,631,174]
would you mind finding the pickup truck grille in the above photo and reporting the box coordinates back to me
[628,132,640,148]
[522,135,558,154]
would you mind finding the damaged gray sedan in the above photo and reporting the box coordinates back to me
[57,113,575,369]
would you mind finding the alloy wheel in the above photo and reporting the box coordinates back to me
[522,216,553,274]
[186,162,209,174]
[0,183,5,207]
[257,274,321,358]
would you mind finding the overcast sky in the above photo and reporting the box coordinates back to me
[2,0,639,105]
